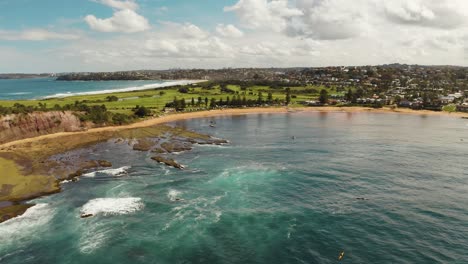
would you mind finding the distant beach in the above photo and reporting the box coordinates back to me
[42,80,204,99]
[0,78,204,100]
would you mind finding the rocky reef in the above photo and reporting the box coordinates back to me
[0,124,228,222]
[151,156,184,169]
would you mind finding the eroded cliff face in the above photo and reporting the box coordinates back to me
[0,111,86,144]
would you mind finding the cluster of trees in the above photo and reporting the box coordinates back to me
[165,92,288,112]
[344,88,365,103]
[0,103,38,115]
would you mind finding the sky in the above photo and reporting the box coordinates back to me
[0,0,467,73]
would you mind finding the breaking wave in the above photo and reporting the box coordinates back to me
[167,189,183,202]
[83,166,131,177]
[80,198,144,216]
[0,204,54,249]
[42,80,202,99]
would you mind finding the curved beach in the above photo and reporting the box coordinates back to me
[1,106,467,149]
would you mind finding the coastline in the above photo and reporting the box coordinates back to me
[1,106,467,149]
[42,79,205,99]
[0,106,467,222]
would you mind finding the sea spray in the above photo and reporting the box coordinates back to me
[83,166,131,177]
[80,198,144,216]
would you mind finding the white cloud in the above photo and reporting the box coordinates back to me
[5,0,468,71]
[216,24,244,38]
[0,29,80,41]
[383,0,468,29]
[85,9,150,33]
[92,0,138,11]
[159,22,208,39]
[224,0,303,32]
[85,0,149,33]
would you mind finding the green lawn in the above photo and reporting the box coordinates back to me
[0,83,348,114]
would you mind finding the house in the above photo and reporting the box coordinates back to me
[439,96,455,105]
[301,100,322,106]
[456,105,468,113]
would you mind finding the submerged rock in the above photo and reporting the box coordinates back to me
[151,156,184,169]
[97,160,112,167]
[160,141,192,153]
[132,139,156,151]
[152,147,166,154]
[195,138,228,145]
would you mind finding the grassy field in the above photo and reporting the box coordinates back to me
[0,83,346,114]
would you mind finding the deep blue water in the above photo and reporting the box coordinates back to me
[1,112,468,263]
[0,78,168,100]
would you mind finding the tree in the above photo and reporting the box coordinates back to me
[178,87,189,93]
[257,92,263,104]
[180,98,186,109]
[319,89,329,104]
[205,97,209,107]
[197,97,202,106]
[267,92,273,103]
[134,106,151,117]
[285,88,291,105]
[106,95,118,102]
[191,97,195,106]
[345,88,354,102]
[394,95,402,104]
[210,98,217,109]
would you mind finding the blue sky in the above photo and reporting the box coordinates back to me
[0,0,237,31]
[0,0,467,72]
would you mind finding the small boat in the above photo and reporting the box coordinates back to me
[210,124,216,128]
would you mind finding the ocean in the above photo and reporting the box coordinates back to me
[1,112,468,263]
[0,78,192,100]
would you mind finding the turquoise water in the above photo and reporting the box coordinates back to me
[1,112,468,263]
[0,78,167,100]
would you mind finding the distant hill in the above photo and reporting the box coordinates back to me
[0,73,52,80]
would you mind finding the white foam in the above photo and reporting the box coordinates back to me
[60,179,73,184]
[43,80,203,99]
[7,92,32,95]
[79,223,113,254]
[80,198,144,216]
[167,189,182,202]
[83,166,131,177]
[0,204,54,245]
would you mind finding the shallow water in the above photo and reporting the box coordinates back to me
[1,112,468,263]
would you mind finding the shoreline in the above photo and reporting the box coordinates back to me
[0,105,467,222]
[1,106,467,149]
[41,79,205,99]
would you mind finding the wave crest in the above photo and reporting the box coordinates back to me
[80,198,144,216]
[83,166,131,177]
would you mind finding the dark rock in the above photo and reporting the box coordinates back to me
[151,156,184,169]
[152,147,166,154]
[161,141,192,153]
[133,139,156,151]
[97,160,112,167]
[80,213,94,218]
[197,138,229,145]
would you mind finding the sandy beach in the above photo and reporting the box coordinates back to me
[1,106,467,149]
